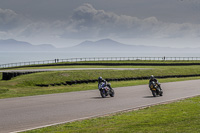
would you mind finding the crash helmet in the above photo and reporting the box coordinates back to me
[150,75,154,80]
[98,77,103,82]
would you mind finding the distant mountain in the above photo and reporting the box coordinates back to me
[0,39,56,51]
[67,39,131,51]
[66,38,174,52]
[66,38,200,52]
[77,39,129,48]
[1,38,199,52]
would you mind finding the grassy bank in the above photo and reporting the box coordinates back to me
[1,64,200,98]
[8,65,200,86]
[24,95,200,133]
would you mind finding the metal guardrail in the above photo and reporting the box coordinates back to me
[1,57,200,68]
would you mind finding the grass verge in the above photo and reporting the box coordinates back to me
[1,64,200,98]
[2,65,200,86]
[23,95,200,133]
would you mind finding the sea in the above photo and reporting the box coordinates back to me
[0,51,200,64]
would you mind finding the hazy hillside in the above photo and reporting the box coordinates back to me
[67,38,177,52]
[0,39,56,51]
[0,38,199,52]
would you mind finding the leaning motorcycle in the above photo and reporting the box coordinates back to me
[99,82,114,98]
[149,81,163,97]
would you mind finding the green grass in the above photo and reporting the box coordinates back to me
[23,95,200,133]
[8,65,200,86]
[1,65,200,98]
[65,60,200,65]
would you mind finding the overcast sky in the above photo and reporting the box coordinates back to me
[0,0,200,48]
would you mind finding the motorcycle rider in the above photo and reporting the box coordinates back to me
[98,76,114,97]
[149,75,162,90]
[98,77,107,90]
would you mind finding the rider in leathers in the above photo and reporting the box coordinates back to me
[149,75,162,90]
[98,77,107,90]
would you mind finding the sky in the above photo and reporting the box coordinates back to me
[0,0,200,48]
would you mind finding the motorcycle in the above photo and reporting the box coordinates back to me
[99,82,114,98]
[149,81,163,97]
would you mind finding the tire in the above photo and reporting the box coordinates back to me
[100,89,106,98]
[109,88,115,97]
[152,90,157,97]
[159,90,163,96]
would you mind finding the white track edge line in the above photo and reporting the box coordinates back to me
[11,94,200,133]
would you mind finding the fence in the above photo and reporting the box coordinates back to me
[1,57,200,68]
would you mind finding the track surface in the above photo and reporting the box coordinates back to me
[0,80,200,133]
[0,68,150,72]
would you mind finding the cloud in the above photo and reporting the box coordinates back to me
[0,3,200,48]
[0,8,24,31]
[0,8,66,40]
[18,21,64,37]
[61,3,200,39]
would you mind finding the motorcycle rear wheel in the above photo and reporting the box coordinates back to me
[109,88,115,97]
[159,90,163,96]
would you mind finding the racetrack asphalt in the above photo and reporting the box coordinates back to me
[0,79,200,133]
[0,68,151,72]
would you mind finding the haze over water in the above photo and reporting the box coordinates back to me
[0,51,199,64]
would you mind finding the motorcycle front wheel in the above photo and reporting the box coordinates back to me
[100,89,106,98]
[152,90,157,97]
